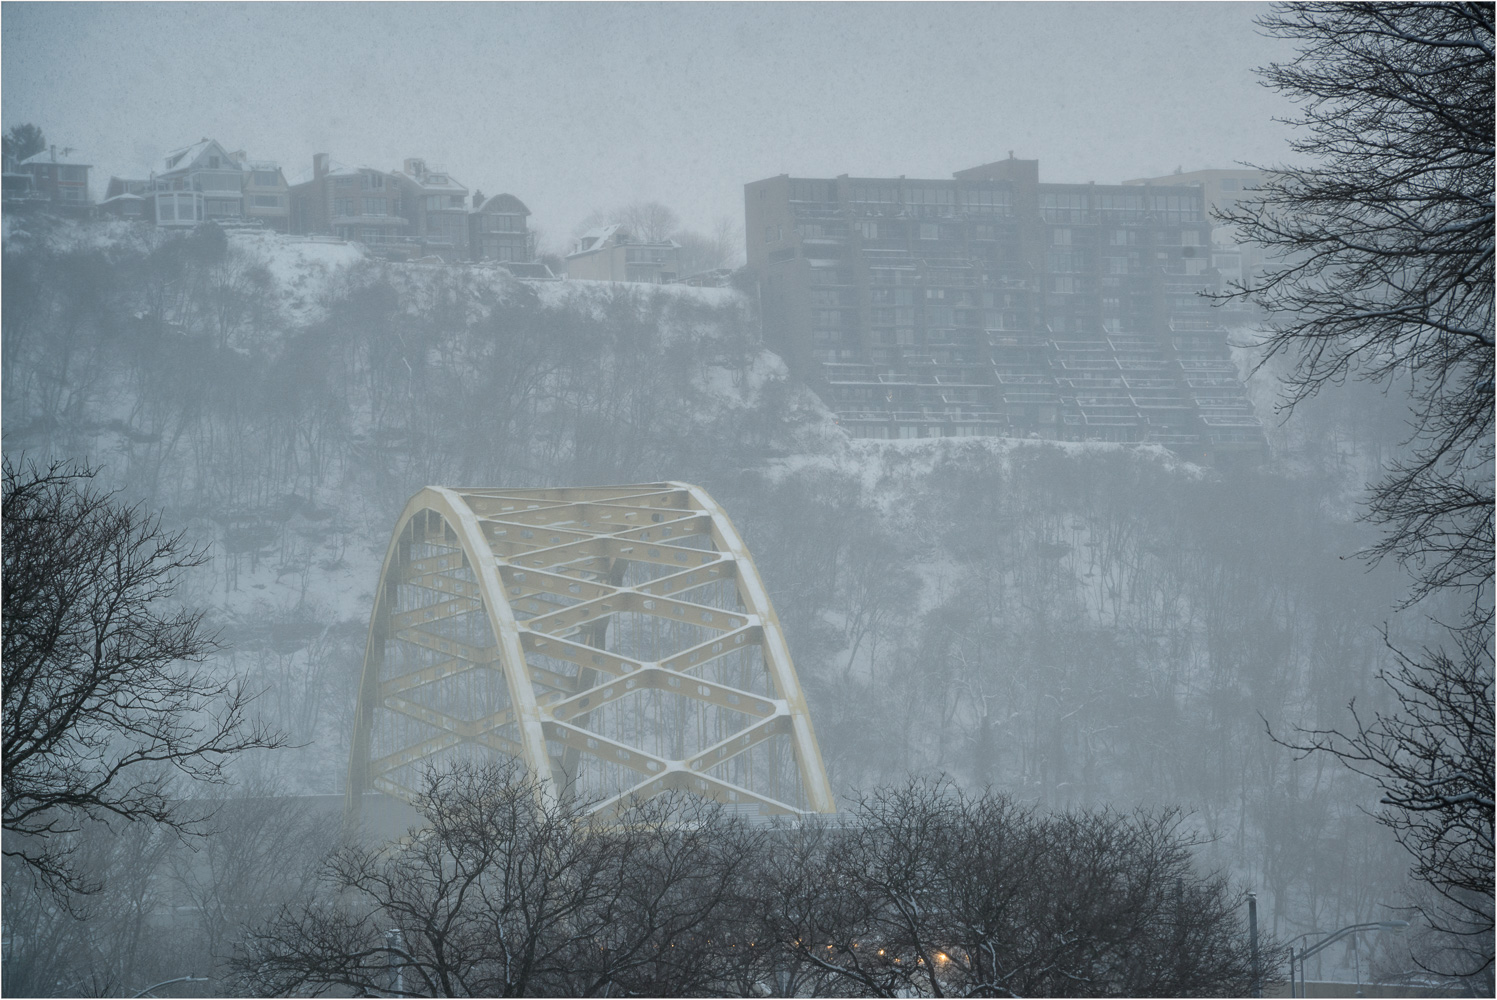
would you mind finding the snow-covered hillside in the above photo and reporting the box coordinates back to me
[3,219,1435,935]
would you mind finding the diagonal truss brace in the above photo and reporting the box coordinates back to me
[345,483,836,831]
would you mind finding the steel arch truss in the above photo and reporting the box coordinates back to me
[345,483,835,826]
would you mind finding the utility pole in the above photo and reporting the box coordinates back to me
[1247,891,1261,999]
[385,927,406,997]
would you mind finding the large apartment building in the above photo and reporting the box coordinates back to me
[744,157,1262,458]
[1123,167,1273,296]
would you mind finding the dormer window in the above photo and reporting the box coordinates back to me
[208,155,220,168]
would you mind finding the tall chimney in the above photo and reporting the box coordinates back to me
[314,153,329,180]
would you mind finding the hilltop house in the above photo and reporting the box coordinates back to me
[564,225,680,283]
[469,192,534,263]
[100,176,150,220]
[152,139,244,226]
[238,156,290,232]
[395,158,468,257]
[289,153,409,247]
[15,146,92,213]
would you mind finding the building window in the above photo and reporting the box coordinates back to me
[334,198,354,216]
[1041,192,1089,223]
[363,198,387,216]
[253,170,280,187]
[253,195,282,208]
[919,223,938,240]
[1052,228,1072,245]
[362,173,384,190]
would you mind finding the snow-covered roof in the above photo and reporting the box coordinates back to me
[399,168,466,193]
[20,147,91,167]
[161,138,240,176]
[288,158,395,186]
[570,224,622,255]
[568,224,680,257]
[328,164,390,180]
[100,193,145,203]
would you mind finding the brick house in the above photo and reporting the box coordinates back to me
[289,153,409,246]
[16,146,92,213]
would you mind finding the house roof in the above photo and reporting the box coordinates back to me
[473,192,530,216]
[569,224,680,254]
[20,148,91,167]
[399,168,466,193]
[570,224,622,255]
[161,138,240,176]
[162,140,211,170]
[288,159,395,186]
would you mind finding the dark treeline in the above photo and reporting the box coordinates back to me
[0,217,1462,992]
[6,764,1264,997]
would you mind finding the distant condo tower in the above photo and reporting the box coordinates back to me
[744,159,1264,460]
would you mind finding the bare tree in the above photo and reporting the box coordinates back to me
[1220,4,1495,976]
[233,761,763,997]
[2,457,284,895]
[574,201,682,244]
[759,779,1265,998]
[1284,629,1495,976]
[1221,3,1494,618]
[675,216,745,277]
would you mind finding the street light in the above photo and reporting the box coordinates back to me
[1287,921,1410,998]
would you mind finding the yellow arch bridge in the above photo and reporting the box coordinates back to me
[344,483,836,828]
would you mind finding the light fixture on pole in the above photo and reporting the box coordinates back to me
[1288,921,1410,998]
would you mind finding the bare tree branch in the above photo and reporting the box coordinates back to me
[2,456,286,896]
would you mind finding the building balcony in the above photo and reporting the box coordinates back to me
[332,214,410,227]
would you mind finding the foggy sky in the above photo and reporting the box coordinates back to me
[2,2,1299,250]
